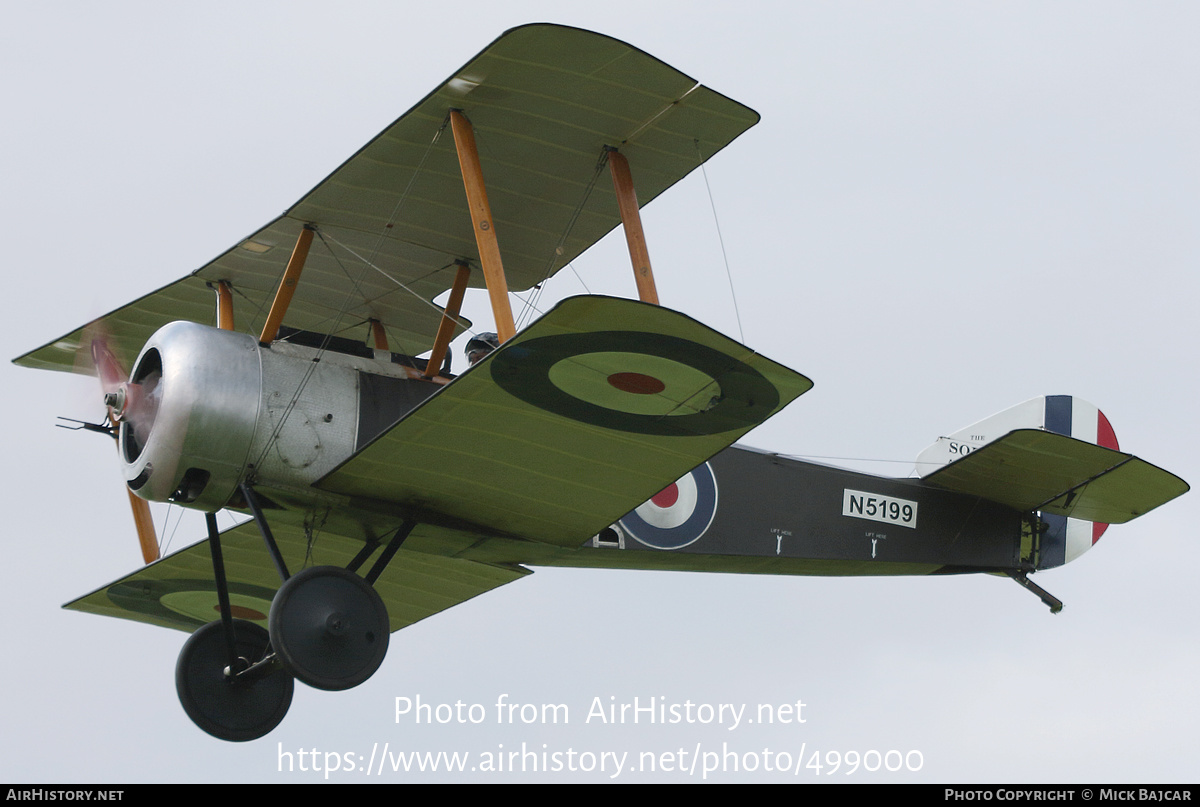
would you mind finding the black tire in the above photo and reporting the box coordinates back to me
[269,566,390,691]
[175,619,293,742]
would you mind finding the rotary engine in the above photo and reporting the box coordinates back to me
[114,321,434,511]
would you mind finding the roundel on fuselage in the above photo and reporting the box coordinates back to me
[618,462,718,550]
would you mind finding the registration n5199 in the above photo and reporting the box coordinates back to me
[842,489,918,529]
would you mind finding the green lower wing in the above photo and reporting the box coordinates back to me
[923,429,1189,523]
[318,296,812,546]
[64,519,529,634]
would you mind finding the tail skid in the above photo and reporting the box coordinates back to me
[1008,571,1064,614]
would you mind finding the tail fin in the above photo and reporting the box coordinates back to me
[915,395,1118,474]
[917,396,1185,569]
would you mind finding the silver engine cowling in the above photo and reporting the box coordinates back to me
[118,321,375,511]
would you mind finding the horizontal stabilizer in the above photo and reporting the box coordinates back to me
[916,395,1118,477]
[318,295,812,547]
[922,429,1188,523]
[64,519,529,634]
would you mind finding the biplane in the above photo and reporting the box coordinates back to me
[13,24,1188,743]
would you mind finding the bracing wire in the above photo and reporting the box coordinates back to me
[364,114,448,266]
[695,138,745,344]
[248,117,454,478]
[160,502,185,557]
[319,232,478,338]
[249,230,378,475]
[514,147,610,331]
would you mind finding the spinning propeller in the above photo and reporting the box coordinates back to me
[85,329,161,564]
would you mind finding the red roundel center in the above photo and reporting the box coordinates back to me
[216,604,267,620]
[651,483,679,508]
[607,372,666,395]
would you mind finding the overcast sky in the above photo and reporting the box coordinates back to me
[2,1,1197,783]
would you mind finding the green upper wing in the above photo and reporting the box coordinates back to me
[317,296,812,546]
[922,429,1189,523]
[65,518,529,634]
[15,24,758,375]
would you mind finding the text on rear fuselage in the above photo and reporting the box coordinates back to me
[842,489,918,529]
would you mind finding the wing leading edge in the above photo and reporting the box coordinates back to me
[65,518,530,634]
[15,24,758,376]
[318,296,813,547]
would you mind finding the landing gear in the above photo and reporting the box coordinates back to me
[175,619,294,742]
[173,491,413,739]
[269,566,390,691]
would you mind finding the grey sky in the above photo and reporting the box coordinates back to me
[2,1,1196,782]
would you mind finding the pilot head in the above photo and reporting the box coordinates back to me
[465,332,500,365]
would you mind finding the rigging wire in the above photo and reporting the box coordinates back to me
[625,84,700,144]
[248,229,375,476]
[364,115,448,267]
[159,501,185,557]
[695,138,744,343]
[225,279,272,334]
[787,453,918,466]
[248,117,458,479]
[150,120,458,557]
[514,148,610,331]
[225,115,450,346]
[319,233,478,339]
[301,507,330,571]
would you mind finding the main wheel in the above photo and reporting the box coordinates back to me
[269,566,390,691]
[175,619,294,742]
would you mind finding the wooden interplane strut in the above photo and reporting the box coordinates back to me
[215,280,235,331]
[369,319,388,351]
[607,149,660,305]
[425,262,471,378]
[127,488,159,564]
[259,226,315,345]
[449,110,517,343]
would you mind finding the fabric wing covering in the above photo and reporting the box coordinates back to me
[15,23,759,377]
[65,518,531,634]
[318,296,813,547]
